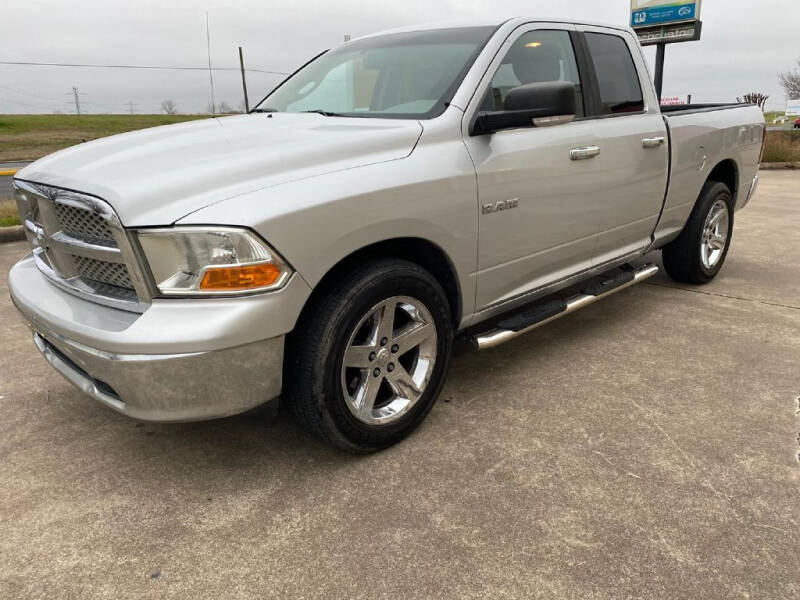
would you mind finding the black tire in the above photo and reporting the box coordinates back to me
[283,259,453,453]
[662,180,734,284]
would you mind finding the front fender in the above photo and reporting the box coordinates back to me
[179,142,480,320]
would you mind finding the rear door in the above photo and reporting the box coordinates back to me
[574,25,669,265]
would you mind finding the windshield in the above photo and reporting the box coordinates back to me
[255,27,497,119]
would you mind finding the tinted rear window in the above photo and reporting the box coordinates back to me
[585,32,644,115]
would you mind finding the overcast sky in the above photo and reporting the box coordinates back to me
[1,0,797,114]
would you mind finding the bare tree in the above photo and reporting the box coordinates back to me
[779,57,800,99]
[160,100,178,115]
[218,101,233,114]
[737,92,769,110]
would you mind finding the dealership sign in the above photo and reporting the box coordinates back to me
[787,100,800,117]
[632,0,703,46]
[631,0,701,28]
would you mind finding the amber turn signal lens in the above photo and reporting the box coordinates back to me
[199,263,283,291]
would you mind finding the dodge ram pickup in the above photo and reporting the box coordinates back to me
[9,18,765,452]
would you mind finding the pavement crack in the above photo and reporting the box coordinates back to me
[644,282,800,311]
[753,523,791,535]
[592,450,616,469]
[628,397,696,468]
[591,449,643,480]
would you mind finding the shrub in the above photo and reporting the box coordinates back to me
[762,131,800,163]
[0,198,20,227]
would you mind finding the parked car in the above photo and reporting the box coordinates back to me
[794,117,800,129]
[10,18,765,451]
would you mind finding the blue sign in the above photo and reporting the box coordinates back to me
[632,3,697,28]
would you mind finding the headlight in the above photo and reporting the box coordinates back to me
[136,227,291,296]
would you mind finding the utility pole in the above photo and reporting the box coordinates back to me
[125,100,138,115]
[72,86,81,115]
[238,46,249,113]
[205,10,216,116]
[65,86,87,114]
[654,43,666,101]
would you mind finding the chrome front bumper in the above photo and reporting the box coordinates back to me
[27,325,284,422]
[9,253,312,422]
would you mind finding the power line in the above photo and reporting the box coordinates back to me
[0,60,287,76]
[0,83,61,101]
[0,96,55,109]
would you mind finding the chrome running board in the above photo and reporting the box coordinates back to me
[472,264,659,350]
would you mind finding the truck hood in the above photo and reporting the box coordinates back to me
[16,113,423,226]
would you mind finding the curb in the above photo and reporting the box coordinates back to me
[0,169,19,177]
[760,162,800,170]
[0,226,25,244]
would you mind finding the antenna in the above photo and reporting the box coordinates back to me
[205,10,216,116]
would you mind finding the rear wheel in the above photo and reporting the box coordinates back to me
[284,259,453,452]
[662,181,734,284]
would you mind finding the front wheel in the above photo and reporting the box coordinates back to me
[662,180,734,284]
[284,259,453,453]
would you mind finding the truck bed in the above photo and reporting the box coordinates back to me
[651,103,764,247]
[659,102,747,115]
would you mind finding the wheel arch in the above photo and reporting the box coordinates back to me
[294,237,463,330]
[706,159,739,202]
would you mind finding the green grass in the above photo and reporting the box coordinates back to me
[762,131,800,163]
[0,198,20,227]
[0,114,210,161]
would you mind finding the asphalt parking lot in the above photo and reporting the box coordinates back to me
[1,170,798,599]
[0,163,29,198]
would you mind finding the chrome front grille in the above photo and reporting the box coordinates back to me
[53,202,116,245]
[13,180,150,312]
[73,255,135,289]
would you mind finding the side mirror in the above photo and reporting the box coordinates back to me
[471,81,577,136]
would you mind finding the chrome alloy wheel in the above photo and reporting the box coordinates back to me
[341,296,438,425]
[700,199,730,270]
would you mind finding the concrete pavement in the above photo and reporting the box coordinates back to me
[0,171,798,598]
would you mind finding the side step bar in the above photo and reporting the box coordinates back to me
[473,264,659,350]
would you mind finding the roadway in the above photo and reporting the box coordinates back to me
[0,162,30,198]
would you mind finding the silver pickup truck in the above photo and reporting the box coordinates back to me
[9,18,764,451]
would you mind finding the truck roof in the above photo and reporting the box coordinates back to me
[355,17,633,41]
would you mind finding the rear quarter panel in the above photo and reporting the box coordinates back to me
[654,105,764,245]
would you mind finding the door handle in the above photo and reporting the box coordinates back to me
[642,136,665,149]
[569,146,600,160]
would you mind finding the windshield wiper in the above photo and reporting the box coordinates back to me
[250,107,278,113]
[301,109,345,117]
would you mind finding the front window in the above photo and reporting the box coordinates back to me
[254,27,496,119]
[483,29,584,117]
